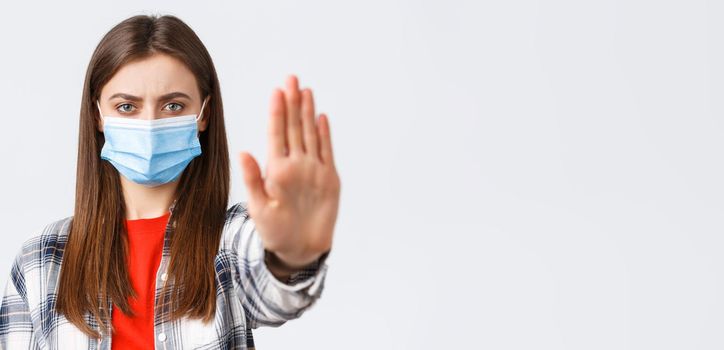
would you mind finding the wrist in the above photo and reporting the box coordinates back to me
[264,249,315,278]
[263,249,330,282]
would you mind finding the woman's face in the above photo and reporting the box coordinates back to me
[96,53,208,132]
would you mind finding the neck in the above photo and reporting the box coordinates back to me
[119,175,179,220]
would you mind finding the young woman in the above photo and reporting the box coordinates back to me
[0,14,340,349]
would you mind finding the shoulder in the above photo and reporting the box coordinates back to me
[225,201,251,223]
[219,201,255,251]
[14,216,72,272]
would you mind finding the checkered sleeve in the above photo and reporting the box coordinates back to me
[0,245,35,348]
[231,202,330,329]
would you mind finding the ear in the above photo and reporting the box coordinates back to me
[197,95,210,132]
[95,100,105,133]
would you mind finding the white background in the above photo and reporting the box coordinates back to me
[1,1,723,349]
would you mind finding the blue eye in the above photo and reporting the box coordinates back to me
[116,103,135,113]
[165,102,184,112]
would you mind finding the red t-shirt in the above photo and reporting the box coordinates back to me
[112,211,170,349]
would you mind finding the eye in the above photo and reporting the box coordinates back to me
[116,103,136,113]
[164,102,184,112]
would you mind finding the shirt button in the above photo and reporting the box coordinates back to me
[158,332,167,342]
[161,273,168,281]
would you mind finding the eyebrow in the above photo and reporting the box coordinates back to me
[108,91,192,102]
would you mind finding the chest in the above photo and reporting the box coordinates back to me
[32,251,255,349]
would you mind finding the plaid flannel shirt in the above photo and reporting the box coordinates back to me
[0,201,330,349]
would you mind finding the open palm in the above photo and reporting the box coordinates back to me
[239,75,340,268]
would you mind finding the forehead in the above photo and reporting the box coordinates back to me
[101,53,200,100]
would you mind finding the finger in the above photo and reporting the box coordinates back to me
[268,89,287,157]
[318,113,335,165]
[239,152,269,207]
[301,88,319,157]
[285,75,304,154]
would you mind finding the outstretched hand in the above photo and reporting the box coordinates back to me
[239,75,340,271]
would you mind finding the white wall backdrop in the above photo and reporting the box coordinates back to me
[0,0,722,349]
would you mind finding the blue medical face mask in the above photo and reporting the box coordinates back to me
[96,97,208,187]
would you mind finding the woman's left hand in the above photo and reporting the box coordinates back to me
[239,74,340,270]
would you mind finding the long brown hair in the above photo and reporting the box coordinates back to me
[55,14,230,338]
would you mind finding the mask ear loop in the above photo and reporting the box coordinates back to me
[195,96,209,122]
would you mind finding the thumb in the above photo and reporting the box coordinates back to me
[239,152,269,207]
